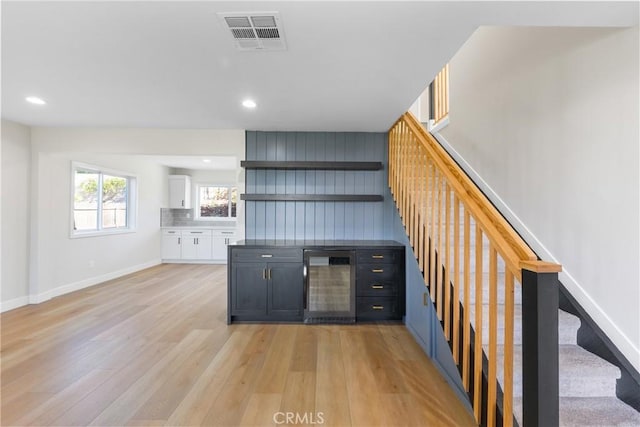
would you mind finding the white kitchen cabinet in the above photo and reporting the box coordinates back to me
[168,175,191,209]
[162,229,182,259]
[181,230,213,260]
[213,230,238,261]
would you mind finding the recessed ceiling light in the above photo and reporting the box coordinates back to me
[202,159,212,163]
[242,99,257,109]
[26,96,46,105]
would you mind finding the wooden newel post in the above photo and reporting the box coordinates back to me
[520,260,562,427]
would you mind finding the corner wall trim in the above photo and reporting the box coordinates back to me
[431,129,640,372]
[26,259,162,306]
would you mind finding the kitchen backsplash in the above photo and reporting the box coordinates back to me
[160,208,234,227]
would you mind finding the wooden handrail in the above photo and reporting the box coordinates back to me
[394,112,542,280]
[388,111,561,426]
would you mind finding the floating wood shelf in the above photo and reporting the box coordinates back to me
[240,161,383,171]
[241,194,383,202]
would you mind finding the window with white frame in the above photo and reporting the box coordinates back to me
[196,185,237,220]
[71,162,137,236]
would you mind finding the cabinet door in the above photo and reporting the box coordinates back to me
[268,262,303,319]
[168,176,191,208]
[231,263,268,316]
[181,237,198,259]
[212,236,227,260]
[161,233,181,259]
[195,235,213,260]
[213,232,237,261]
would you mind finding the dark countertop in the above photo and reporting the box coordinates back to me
[231,239,405,249]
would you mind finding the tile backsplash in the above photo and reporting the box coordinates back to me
[160,208,234,227]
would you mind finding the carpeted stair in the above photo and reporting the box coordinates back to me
[461,228,640,426]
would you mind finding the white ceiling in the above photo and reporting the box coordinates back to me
[146,155,238,170]
[2,1,637,132]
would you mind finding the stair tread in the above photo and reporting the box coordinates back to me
[559,397,640,426]
[558,344,621,379]
[495,344,620,398]
[512,396,640,426]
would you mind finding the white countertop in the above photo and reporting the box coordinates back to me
[161,226,237,230]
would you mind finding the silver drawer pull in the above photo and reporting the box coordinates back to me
[261,254,273,258]
[372,255,384,259]
[371,269,384,273]
[372,305,384,310]
[191,231,204,234]
[371,285,384,289]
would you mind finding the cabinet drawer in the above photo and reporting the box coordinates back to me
[356,297,399,319]
[357,249,402,264]
[357,264,399,282]
[231,248,302,263]
[214,229,237,237]
[356,279,399,296]
[162,229,181,236]
[183,230,213,237]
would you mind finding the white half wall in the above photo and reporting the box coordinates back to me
[1,120,31,311]
[439,26,640,370]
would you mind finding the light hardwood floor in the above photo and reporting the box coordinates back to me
[1,264,476,426]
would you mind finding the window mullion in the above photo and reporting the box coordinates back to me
[97,172,104,231]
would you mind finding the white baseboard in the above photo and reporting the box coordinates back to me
[27,259,162,306]
[431,130,640,372]
[1,296,30,313]
[161,259,226,265]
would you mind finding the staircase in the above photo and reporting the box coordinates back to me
[465,249,640,426]
[388,111,640,426]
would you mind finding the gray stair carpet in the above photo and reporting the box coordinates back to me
[461,265,640,426]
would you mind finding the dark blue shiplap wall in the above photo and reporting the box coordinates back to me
[245,131,396,240]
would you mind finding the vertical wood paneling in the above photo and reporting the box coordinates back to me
[334,133,346,239]
[245,131,387,241]
[265,132,277,240]
[305,133,316,240]
[353,133,366,239]
[315,133,326,240]
[295,133,306,240]
[285,133,296,240]
[344,133,356,240]
[324,133,336,240]
[245,132,257,240]
[255,132,267,240]
[274,132,287,240]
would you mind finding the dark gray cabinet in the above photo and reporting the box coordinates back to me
[227,243,405,324]
[229,248,303,322]
[356,248,405,321]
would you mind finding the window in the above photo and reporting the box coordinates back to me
[71,162,137,237]
[196,185,237,220]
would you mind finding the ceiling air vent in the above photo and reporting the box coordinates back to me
[218,12,287,51]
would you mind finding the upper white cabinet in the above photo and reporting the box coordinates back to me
[168,175,191,209]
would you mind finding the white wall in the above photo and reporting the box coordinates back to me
[439,26,639,370]
[24,128,245,305]
[1,120,32,310]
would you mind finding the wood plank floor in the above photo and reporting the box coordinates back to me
[1,264,476,426]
